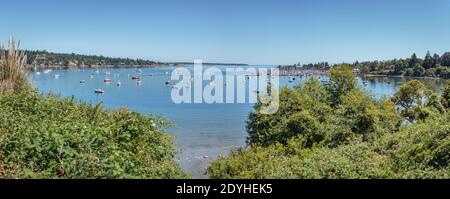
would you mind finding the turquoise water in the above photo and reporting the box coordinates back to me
[31,66,447,178]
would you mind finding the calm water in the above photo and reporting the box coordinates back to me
[31,66,447,178]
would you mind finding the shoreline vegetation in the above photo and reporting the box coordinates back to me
[277,52,450,79]
[352,51,450,79]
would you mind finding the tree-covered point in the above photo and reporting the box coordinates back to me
[26,50,160,68]
[207,65,450,179]
[352,51,450,79]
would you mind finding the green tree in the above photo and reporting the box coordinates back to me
[393,60,407,75]
[412,64,426,76]
[423,51,434,69]
[393,80,432,122]
[441,52,450,66]
[409,53,419,68]
[327,64,357,107]
[433,53,441,67]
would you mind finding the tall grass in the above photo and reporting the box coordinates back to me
[0,36,29,94]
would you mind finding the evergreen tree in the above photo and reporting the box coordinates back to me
[423,51,434,69]
[409,53,418,68]
[432,53,441,67]
[441,52,450,66]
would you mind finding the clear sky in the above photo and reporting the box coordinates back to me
[1,0,449,65]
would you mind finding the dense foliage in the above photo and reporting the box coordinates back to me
[207,65,450,179]
[246,65,401,147]
[0,90,188,178]
[353,51,450,78]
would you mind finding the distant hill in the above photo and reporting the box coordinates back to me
[25,50,248,68]
[26,50,160,68]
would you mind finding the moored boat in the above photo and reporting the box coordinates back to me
[94,88,104,94]
[43,69,52,74]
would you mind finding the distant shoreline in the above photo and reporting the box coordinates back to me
[360,73,447,80]
[25,50,249,69]
[28,62,249,69]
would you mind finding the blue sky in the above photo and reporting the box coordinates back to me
[1,0,449,65]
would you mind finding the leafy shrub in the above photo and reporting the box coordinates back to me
[443,80,450,108]
[373,113,450,178]
[0,91,188,179]
[207,141,393,179]
[393,80,432,122]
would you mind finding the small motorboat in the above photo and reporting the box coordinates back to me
[137,80,142,85]
[131,76,140,80]
[104,78,112,83]
[54,74,60,79]
[165,80,171,84]
[80,80,86,84]
[117,81,121,86]
[35,72,41,75]
[94,89,105,94]
[43,69,52,74]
